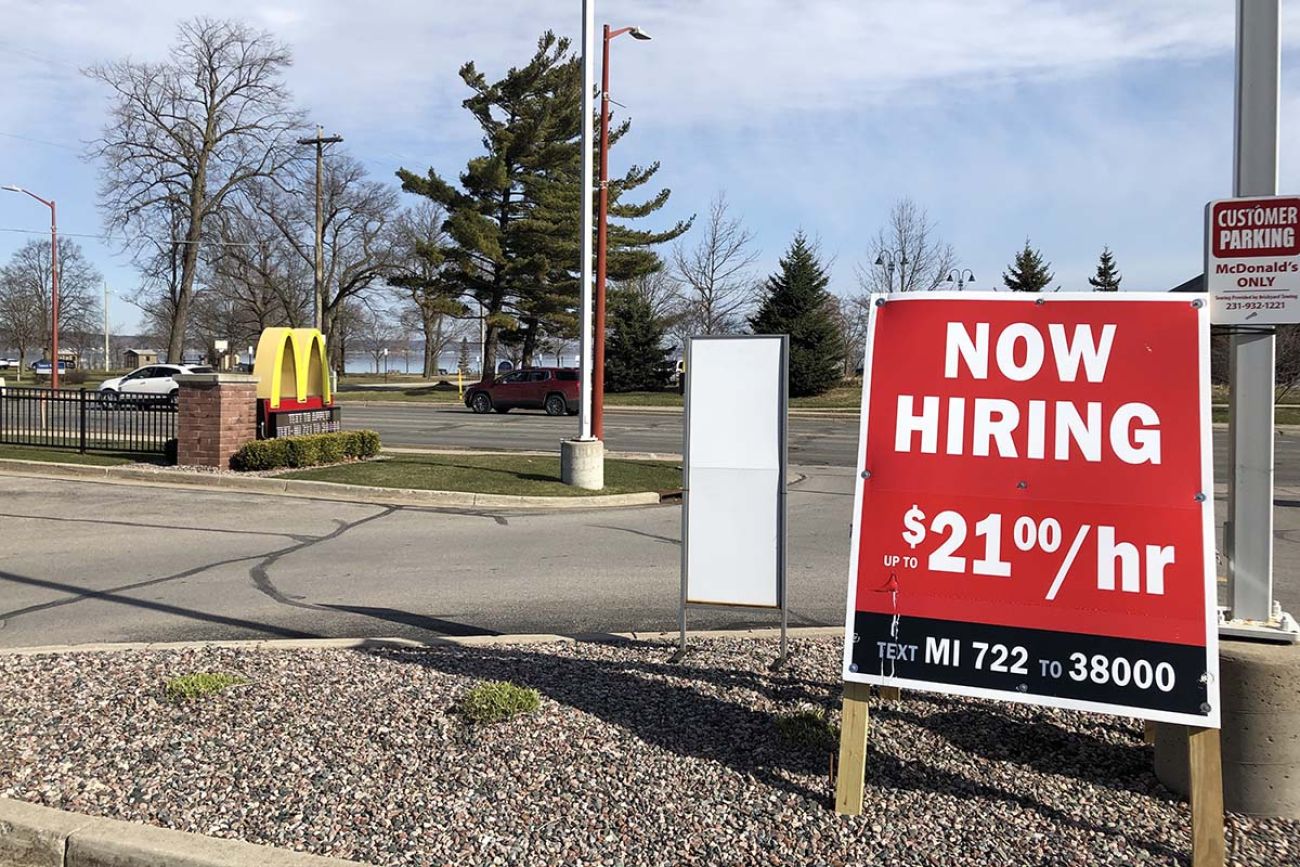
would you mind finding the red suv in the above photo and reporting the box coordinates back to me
[464,367,580,416]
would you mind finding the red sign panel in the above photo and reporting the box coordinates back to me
[843,293,1218,726]
[1210,197,1300,258]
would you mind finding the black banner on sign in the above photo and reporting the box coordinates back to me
[849,612,1210,718]
[263,407,342,438]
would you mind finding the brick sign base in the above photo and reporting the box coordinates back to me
[175,373,259,468]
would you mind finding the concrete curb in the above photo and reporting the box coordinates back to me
[0,458,668,510]
[0,626,844,657]
[0,797,360,866]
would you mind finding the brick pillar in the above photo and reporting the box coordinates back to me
[174,373,259,468]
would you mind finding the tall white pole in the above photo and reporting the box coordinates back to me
[1226,0,1280,624]
[577,0,596,440]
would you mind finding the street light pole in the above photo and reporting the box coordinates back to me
[946,268,976,290]
[3,186,59,389]
[593,23,651,441]
[874,249,909,294]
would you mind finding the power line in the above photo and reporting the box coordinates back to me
[0,226,284,248]
[0,130,81,151]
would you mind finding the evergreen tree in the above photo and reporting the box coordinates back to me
[457,337,471,375]
[1088,245,1122,291]
[398,32,688,378]
[1002,239,1054,292]
[749,232,843,397]
[604,287,672,392]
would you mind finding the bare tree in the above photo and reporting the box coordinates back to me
[0,238,103,370]
[620,270,686,332]
[358,303,399,374]
[857,198,958,294]
[389,203,466,377]
[671,193,758,338]
[205,198,312,336]
[87,17,303,361]
[833,294,873,378]
[249,154,400,365]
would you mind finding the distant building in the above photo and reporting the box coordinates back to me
[122,348,157,369]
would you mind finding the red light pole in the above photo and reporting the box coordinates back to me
[3,186,58,389]
[593,23,651,440]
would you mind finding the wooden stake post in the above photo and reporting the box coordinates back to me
[834,681,871,815]
[1186,725,1226,867]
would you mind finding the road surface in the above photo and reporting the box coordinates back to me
[1,470,1297,648]
[344,403,1300,485]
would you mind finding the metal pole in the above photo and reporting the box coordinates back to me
[577,0,596,441]
[1226,0,1279,624]
[297,127,343,332]
[49,200,58,391]
[103,281,110,371]
[593,24,612,442]
[314,128,323,330]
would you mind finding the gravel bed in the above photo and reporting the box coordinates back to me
[0,637,1295,866]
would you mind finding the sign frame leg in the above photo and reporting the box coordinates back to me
[834,680,872,816]
[1187,725,1226,867]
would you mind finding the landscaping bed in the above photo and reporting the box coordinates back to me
[1,637,1294,866]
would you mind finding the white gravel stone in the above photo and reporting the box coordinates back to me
[0,637,1294,866]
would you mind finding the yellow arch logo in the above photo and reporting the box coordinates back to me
[253,328,332,409]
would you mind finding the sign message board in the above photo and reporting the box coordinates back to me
[1206,195,1300,324]
[683,335,787,610]
[843,293,1218,726]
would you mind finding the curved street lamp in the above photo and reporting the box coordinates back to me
[874,249,909,293]
[592,23,651,441]
[2,185,59,388]
[946,268,976,290]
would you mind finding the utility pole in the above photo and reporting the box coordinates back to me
[297,126,343,331]
[103,281,110,371]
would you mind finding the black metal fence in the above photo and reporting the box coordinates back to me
[0,386,176,455]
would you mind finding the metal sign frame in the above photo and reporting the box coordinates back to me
[678,334,789,664]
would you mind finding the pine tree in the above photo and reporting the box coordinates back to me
[604,288,672,392]
[398,31,688,377]
[1088,246,1122,291]
[1002,239,1054,292]
[457,337,471,375]
[749,232,843,397]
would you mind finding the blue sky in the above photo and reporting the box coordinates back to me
[1,0,1299,334]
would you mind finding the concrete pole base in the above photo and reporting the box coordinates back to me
[561,438,604,490]
[1154,639,1300,817]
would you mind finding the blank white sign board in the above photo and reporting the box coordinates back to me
[682,336,787,609]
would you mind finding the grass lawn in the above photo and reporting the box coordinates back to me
[0,444,144,465]
[603,384,864,410]
[1211,406,1300,424]
[281,452,681,496]
[334,386,463,404]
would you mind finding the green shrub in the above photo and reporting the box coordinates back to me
[457,680,541,724]
[352,429,381,458]
[775,707,839,752]
[229,429,382,471]
[164,672,248,703]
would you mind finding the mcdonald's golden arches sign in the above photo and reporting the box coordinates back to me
[253,328,333,410]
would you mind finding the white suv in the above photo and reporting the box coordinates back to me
[98,364,215,407]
